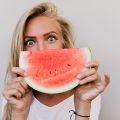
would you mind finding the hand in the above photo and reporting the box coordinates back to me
[3,67,33,118]
[74,61,110,106]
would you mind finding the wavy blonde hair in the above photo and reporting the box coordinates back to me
[2,2,74,120]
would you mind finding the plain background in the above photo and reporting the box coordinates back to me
[0,0,120,119]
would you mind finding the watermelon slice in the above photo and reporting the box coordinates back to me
[19,48,91,94]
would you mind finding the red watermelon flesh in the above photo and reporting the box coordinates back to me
[19,48,91,94]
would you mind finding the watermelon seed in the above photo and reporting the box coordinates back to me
[55,69,58,74]
[49,71,52,74]
[67,64,71,66]
[53,69,58,76]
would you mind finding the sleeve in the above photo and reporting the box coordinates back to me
[90,95,101,120]
[0,97,7,119]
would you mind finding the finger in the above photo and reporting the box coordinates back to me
[3,88,22,100]
[19,79,29,93]
[85,61,99,70]
[8,97,24,108]
[4,79,19,90]
[5,77,23,87]
[79,74,98,85]
[94,72,110,95]
[7,80,26,96]
[11,67,26,77]
[102,72,110,87]
[77,68,96,80]
[4,77,29,98]
[9,77,29,95]
[7,97,20,106]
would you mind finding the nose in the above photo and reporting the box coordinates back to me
[37,40,46,50]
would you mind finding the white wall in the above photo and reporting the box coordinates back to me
[0,0,120,120]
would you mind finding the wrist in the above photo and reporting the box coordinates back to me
[11,108,29,120]
[75,101,91,117]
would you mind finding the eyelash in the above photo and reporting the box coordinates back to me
[47,35,57,41]
[24,35,58,46]
[24,39,35,46]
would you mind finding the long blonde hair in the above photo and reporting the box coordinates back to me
[2,2,74,120]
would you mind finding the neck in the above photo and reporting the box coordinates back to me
[34,90,74,107]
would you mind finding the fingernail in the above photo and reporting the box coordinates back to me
[85,63,90,67]
[79,80,84,85]
[77,74,82,79]
[24,72,28,76]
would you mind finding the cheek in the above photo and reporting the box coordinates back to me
[56,40,64,48]
[48,40,64,49]
[24,44,39,51]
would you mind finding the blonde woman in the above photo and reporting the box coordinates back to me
[1,2,110,120]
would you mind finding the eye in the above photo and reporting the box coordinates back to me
[47,35,57,43]
[24,39,35,46]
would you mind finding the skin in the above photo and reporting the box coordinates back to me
[3,16,110,120]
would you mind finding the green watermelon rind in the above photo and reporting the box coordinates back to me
[19,48,91,94]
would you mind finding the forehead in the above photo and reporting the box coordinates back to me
[25,16,61,35]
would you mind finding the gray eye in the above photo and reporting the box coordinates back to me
[24,40,35,46]
[47,35,57,43]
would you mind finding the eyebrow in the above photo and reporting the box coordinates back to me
[43,31,57,36]
[24,31,58,39]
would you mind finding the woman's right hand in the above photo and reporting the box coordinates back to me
[3,67,33,119]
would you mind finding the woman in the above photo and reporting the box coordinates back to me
[1,2,110,120]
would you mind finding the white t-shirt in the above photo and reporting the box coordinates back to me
[0,95,101,120]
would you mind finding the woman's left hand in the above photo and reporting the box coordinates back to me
[74,61,110,105]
